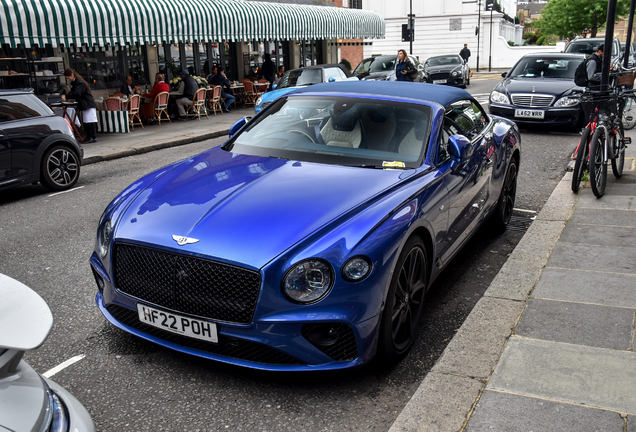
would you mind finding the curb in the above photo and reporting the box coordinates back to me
[388,171,578,432]
[81,129,230,165]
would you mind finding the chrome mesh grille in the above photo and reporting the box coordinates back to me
[113,243,261,325]
[511,94,554,108]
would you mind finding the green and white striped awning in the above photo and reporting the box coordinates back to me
[0,0,385,48]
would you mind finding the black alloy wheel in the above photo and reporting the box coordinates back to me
[572,127,591,193]
[40,145,81,191]
[378,236,428,361]
[490,159,518,233]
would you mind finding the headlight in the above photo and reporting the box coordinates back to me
[342,256,372,282]
[490,91,510,104]
[282,259,334,304]
[554,96,580,107]
[452,71,459,77]
[98,219,112,258]
[255,96,263,107]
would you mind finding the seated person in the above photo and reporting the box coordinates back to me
[206,65,218,85]
[141,73,170,120]
[120,75,140,97]
[210,68,235,113]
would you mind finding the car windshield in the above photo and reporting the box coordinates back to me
[368,57,396,72]
[425,56,462,67]
[224,95,433,169]
[508,57,583,79]
[277,69,323,89]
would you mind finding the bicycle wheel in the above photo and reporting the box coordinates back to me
[622,95,636,130]
[572,127,591,193]
[611,122,625,178]
[589,126,608,198]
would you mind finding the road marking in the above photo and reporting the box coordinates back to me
[48,186,84,197]
[42,354,86,378]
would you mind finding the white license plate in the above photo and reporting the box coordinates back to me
[137,304,218,343]
[433,79,447,84]
[514,109,545,119]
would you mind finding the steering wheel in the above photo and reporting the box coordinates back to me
[288,129,316,143]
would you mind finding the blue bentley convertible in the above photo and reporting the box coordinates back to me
[91,81,520,371]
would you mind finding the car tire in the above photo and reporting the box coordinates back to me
[490,158,517,233]
[377,236,428,362]
[40,145,81,191]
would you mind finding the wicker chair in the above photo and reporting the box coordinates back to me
[208,86,224,115]
[254,81,269,97]
[128,94,144,131]
[243,81,257,107]
[153,91,171,125]
[104,96,124,111]
[184,88,208,121]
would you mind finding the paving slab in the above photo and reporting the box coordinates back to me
[559,223,636,248]
[567,208,636,227]
[388,372,483,432]
[431,297,525,380]
[546,242,636,274]
[629,415,636,432]
[487,337,636,414]
[466,389,625,432]
[535,172,577,221]
[533,267,636,308]
[576,192,636,210]
[515,299,634,350]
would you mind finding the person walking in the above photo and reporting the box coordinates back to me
[460,44,471,63]
[261,53,276,91]
[62,69,98,143]
[175,70,198,121]
[396,49,417,82]
[210,68,236,113]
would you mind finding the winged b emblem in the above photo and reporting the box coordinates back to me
[172,235,200,246]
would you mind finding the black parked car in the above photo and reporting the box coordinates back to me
[0,89,83,191]
[353,55,397,81]
[422,54,470,88]
[488,53,586,128]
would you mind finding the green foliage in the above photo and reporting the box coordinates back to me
[523,31,540,45]
[507,40,515,46]
[536,35,546,45]
[535,0,630,39]
[340,58,352,71]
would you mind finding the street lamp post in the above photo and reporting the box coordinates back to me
[477,0,481,71]
[409,0,414,54]
[488,1,493,72]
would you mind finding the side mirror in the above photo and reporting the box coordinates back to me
[228,117,251,138]
[328,77,336,82]
[501,72,508,78]
[448,134,472,167]
[272,84,278,90]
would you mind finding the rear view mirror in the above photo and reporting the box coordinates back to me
[328,77,336,82]
[448,134,472,168]
[501,72,508,78]
[272,84,278,90]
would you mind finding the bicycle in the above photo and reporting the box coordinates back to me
[572,88,632,197]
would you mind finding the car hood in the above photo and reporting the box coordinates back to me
[357,71,392,80]
[260,86,298,104]
[115,148,408,269]
[425,65,461,73]
[499,77,576,96]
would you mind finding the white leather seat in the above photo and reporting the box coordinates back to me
[321,118,362,148]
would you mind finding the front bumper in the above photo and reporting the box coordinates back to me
[91,253,382,372]
[488,103,582,127]
[425,75,464,86]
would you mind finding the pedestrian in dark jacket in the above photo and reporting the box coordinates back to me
[460,44,471,63]
[175,70,198,120]
[119,74,140,97]
[396,49,417,82]
[210,68,235,112]
[261,53,276,90]
[62,68,98,143]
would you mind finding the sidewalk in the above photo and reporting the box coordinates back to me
[390,131,636,431]
[81,107,251,165]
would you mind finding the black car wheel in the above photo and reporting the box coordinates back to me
[378,236,428,361]
[40,145,81,191]
[490,158,517,233]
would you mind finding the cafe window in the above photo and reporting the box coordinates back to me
[68,44,148,90]
[300,40,322,67]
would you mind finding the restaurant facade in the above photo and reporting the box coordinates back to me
[0,0,384,98]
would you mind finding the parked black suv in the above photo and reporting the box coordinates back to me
[0,89,83,191]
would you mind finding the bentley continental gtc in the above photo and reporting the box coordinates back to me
[91,81,521,371]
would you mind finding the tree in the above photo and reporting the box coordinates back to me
[535,0,630,39]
